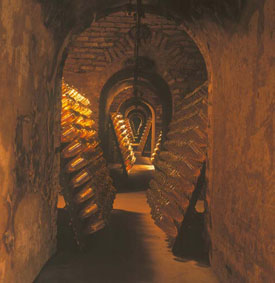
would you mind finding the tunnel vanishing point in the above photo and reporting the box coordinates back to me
[0,1,274,283]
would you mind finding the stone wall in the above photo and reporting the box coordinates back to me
[0,0,106,281]
[0,1,64,282]
[184,1,275,282]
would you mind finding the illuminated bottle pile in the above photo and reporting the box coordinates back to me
[61,81,116,245]
[124,118,134,143]
[151,131,162,162]
[110,113,136,173]
[137,118,152,153]
[147,83,208,244]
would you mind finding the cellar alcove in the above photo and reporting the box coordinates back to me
[36,5,211,281]
[1,1,274,283]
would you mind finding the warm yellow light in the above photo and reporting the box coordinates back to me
[68,142,82,152]
[74,171,88,183]
[71,157,85,168]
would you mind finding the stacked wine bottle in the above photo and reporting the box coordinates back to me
[61,81,116,245]
[137,118,152,153]
[151,131,162,162]
[147,82,208,244]
[124,118,134,143]
[110,113,136,173]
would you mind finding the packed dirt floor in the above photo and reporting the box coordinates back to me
[35,161,218,283]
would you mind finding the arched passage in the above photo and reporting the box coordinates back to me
[59,5,210,270]
[1,1,274,283]
[121,98,157,154]
[119,98,157,155]
[98,66,173,155]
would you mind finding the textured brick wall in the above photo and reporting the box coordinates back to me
[65,11,206,85]
[63,11,207,131]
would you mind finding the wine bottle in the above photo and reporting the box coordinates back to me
[114,120,125,128]
[79,128,96,139]
[61,110,78,126]
[71,157,106,188]
[62,138,98,159]
[66,147,103,172]
[83,140,99,152]
[74,182,96,204]
[117,130,128,140]
[115,124,126,132]
[120,137,130,146]
[125,163,133,171]
[67,155,86,172]
[62,139,84,158]
[85,219,105,234]
[79,200,98,219]
[78,107,92,118]
[62,97,74,110]
[71,169,92,188]
[61,126,79,143]
[75,116,95,128]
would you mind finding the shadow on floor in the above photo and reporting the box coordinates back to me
[35,158,216,283]
[173,162,210,265]
[34,209,155,283]
[173,211,210,266]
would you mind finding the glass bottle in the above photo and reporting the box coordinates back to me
[61,110,78,127]
[62,139,84,158]
[84,140,99,152]
[74,182,96,204]
[71,168,92,188]
[82,129,97,139]
[62,97,74,110]
[66,147,103,172]
[79,200,98,219]
[75,116,95,128]
[61,126,79,143]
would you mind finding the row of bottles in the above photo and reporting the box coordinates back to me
[147,83,208,244]
[110,113,136,172]
[60,81,116,245]
[151,131,162,162]
[125,118,134,143]
[137,118,152,153]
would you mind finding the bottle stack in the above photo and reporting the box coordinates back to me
[151,131,162,162]
[137,118,152,153]
[110,113,136,173]
[61,81,116,246]
[147,82,208,245]
[124,118,134,143]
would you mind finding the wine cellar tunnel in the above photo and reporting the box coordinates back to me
[0,1,274,283]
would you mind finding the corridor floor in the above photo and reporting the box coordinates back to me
[35,188,218,283]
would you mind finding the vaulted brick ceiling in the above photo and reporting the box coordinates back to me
[63,10,207,115]
[62,8,208,143]
[65,11,206,81]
